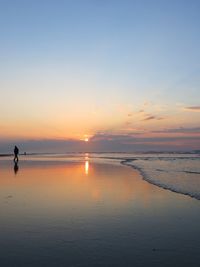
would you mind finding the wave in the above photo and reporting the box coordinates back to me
[121,157,200,201]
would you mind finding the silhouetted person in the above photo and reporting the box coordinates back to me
[14,146,19,162]
[14,161,19,174]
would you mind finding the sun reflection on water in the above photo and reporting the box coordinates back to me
[84,153,89,175]
[85,161,89,175]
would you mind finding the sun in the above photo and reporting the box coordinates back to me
[83,134,90,142]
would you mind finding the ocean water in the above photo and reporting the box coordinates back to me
[33,152,200,201]
[119,153,200,200]
[0,153,200,266]
[18,152,200,200]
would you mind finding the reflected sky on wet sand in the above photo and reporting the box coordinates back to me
[0,157,200,267]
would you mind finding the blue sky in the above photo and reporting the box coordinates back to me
[0,0,200,152]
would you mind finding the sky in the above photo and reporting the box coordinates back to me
[0,0,200,152]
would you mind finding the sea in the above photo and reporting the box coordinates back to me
[0,151,200,266]
[25,151,200,201]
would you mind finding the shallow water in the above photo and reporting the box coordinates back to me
[122,154,200,200]
[0,155,200,266]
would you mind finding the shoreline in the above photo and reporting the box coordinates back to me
[1,153,200,201]
[121,158,200,202]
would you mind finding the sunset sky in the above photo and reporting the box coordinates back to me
[0,0,200,152]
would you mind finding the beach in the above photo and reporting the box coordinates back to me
[0,153,200,266]
[1,0,200,265]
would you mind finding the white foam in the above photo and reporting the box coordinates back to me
[123,157,200,200]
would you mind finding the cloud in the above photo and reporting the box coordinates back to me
[91,132,200,144]
[143,115,164,121]
[153,127,200,134]
[89,133,200,151]
[143,116,156,121]
[0,128,199,153]
[138,109,144,113]
[91,133,135,142]
[184,106,200,112]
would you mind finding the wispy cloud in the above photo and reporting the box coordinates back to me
[90,132,200,151]
[143,115,164,121]
[184,106,200,112]
[153,127,200,134]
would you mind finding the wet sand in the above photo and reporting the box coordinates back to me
[0,157,200,266]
